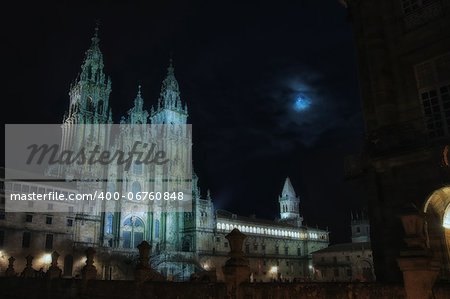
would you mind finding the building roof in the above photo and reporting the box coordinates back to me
[312,242,371,254]
[281,177,296,197]
[216,209,323,231]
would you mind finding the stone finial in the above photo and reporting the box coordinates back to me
[222,229,250,298]
[225,228,248,261]
[81,247,97,280]
[5,256,16,277]
[46,251,62,279]
[137,241,151,269]
[134,241,164,283]
[398,203,429,250]
[397,203,440,299]
[20,255,36,278]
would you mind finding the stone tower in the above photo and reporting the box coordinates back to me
[59,25,113,178]
[351,210,370,243]
[278,177,302,227]
[150,59,188,125]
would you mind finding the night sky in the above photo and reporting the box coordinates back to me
[4,0,365,244]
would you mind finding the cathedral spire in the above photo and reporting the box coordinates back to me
[80,23,105,83]
[67,23,111,125]
[135,85,143,109]
[281,177,296,198]
[150,57,188,124]
[158,58,184,111]
[124,84,148,124]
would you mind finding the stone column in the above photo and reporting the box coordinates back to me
[397,204,440,299]
[222,228,250,299]
[46,251,62,279]
[81,247,97,280]
[5,256,16,277]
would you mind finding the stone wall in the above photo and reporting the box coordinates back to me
[1,277,450,299]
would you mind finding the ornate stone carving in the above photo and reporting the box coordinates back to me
[46,251,62,279]
[5,256,16,277]
[20,255,36,278]
[81,247,97,280]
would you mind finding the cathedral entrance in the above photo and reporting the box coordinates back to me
[423,186,450,281]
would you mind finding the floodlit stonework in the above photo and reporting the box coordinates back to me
[0,28,328,281]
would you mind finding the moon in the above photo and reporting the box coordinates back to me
[293,96,311,112]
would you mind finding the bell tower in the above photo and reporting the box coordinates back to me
[279,177,303,227]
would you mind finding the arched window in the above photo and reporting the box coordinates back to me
[107,183,115,193]
[122,216,145,248]
[105,212,113,235]
[97,100,104,114]
[133,162,142,175]
[155,219,160,239]
[182,238,191,252]
[86,96,94,112]
[132,181,141,195]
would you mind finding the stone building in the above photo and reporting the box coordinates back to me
[312,211,375,282]
[0,28,328,281]
[343,0,450,282]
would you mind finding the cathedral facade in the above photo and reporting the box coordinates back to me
[0,28,328,281]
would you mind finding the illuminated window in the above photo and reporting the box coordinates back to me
[123,217,145,249]
[155,220,160,239]
[132,181,141,195]
[105,213,113,234]
[444,204,450,228]
[133,162,142,175]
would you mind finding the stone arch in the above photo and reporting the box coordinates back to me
[182,236,191,252]
[423,186,450,280]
